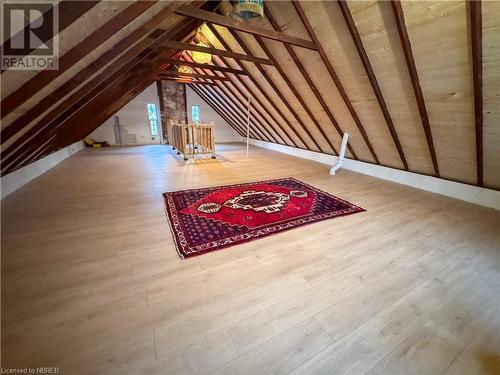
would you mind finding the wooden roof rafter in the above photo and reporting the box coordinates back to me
[390,0,439,176]
[209,25,329,153]
[165,59,248,75]
[204,25,306,149]
[0,1,100,73]
[180,53,287,143]
[264,7,352,158]
[2,11,210,174]
[156,71,232,82]
[337,0,409,171]
[161,40,273,65]
[188,84,248,138]
[292,1,379,164]
[174,5,318,50]
[468,0,483,187]
[0,2,188,144]
[204,84,266,140]
[1,0,158,119]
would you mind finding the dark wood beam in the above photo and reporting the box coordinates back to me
[1,1,157,118]
[161,40,273,65]
[200,83,260,138]
[185,59,278,142]
[175,6,318,50]
[337,0,409,170]
[0,1,99,71]
[211,79,280,143]
[252,33,340,156]
[206,25,306,149]
[2,14,206,173]
[222,27,330,153]
[264,9,347,156]
[1,2,190,144]
[468,0,483,186]
[293,1,379,164]
[1,49,150,164]
[188,84,248,138]
[205,84,269,141]
[157,71,231,81]
[183,44,291,145]
[389,0,439,175]
[166,59,248,75]
[155,78,216,86]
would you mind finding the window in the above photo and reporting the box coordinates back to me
[191,105,200,123]
[147,103,159,136]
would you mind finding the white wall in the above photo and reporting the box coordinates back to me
[1,141,85,199]
[186,85,243,143]
[90,83,162,145]
[249,139,500,210]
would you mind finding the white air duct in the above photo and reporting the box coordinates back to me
[330,133,349,175]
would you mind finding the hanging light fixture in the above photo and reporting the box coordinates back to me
[233,0,264,19]
[191,27,212,64]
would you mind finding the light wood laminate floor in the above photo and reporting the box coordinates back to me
[2,144,499,375]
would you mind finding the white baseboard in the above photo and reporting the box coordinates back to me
[249,139,500,210]
[1,141,85,200]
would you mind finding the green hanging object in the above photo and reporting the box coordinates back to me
[233,0,264,19]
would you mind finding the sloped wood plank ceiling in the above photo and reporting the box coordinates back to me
[1,0,499,191]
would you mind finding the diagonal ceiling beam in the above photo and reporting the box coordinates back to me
[161,40,273,65]
[292,1,379,164]
[390,0,439,175]
[182,42,291,145]
[2,14,207,173]
[1,0,157,118]
[166,59,248,75]
[204,84,264,140]
[265,7,353,157]
[157,71,231,81]
[1,2,190,145]
[220,26,330,153]
[175,5,318,50]
[338,0,409,170]
[0,0,99,71]
[184,57,280,143]
[188,84,248,138]
[252,33,341,156]
[468,0,483,187]
[205,25,305,149]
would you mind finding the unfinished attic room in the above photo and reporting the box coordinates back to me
[2,0,500,373]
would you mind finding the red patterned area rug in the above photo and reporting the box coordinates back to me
[163,178,365,258]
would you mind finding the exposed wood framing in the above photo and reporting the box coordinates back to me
[206,25,307,149]
[188,84,247,137]
[181,42,292,145]
[204,85,264,140]
[338,0,409,170]
[264,8,351,157]
[390,0,439,176]
[183,56,279,142]
[166,59,248,75]
[157,71,231,81]
[175,5,318,50]
[468,0,483,186]
[293,2,379,164]
[220,27,331,153]
[1,0,157,118]
[1,2,189,144]
[195,60,288,143]
[0,1,99,70]
[2,13,208,173]
[161,40,273,65]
